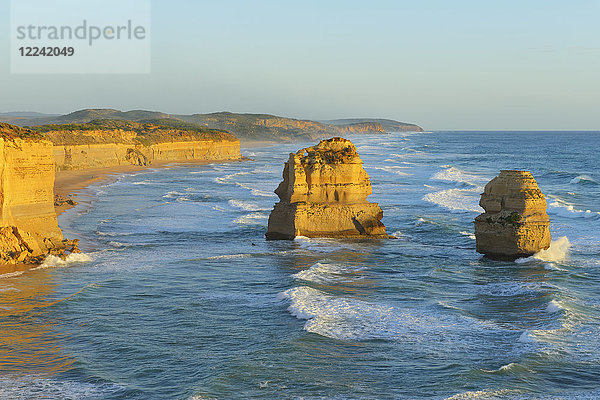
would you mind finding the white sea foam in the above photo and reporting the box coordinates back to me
[213,171,251,185]
[475,281,554,297]
[373,166,412,176]
[547,196,600,219]
[415,217,427,226]
[292,263,366,285]
[423,189,483,213]
[235,183,276,198]
[445,389,518,399]
[392,230,404,239]
[545,300,563,313]
[0,271,27,279]
[431,166,482,187]
[206,253,252,260]
[233,213,268,225]
[515,237,570,263]
[278,286,397,340]
[37,253,92,269]
[0,376,122,400]
[163,191,186,199]
[481,362,529,374]
[293,236,357,253]
[228,199,268,212]
[460,231,476,240]
[278,286,487,341]
[518,330,536,343]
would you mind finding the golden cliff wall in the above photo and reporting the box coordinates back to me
[266,137,389,239]
[0,136,67,264]
[43,126,242,171]
[52,139,241,171]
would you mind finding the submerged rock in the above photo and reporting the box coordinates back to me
[474,170,551,260]
[266,137,389,239]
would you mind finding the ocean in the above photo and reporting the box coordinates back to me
[1,131,599,399]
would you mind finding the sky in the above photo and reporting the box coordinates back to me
[0,0,599,130]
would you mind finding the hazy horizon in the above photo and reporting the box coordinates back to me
[1,0,599,130]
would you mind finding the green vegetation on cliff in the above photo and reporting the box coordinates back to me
[29,119,237,146]
[0,122,43,141]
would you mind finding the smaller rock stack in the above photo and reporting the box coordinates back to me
[474,170,551,260]
[266,137,389,239]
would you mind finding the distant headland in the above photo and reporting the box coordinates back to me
[0,109,424,142]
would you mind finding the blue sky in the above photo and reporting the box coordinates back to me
[1,0,598,130]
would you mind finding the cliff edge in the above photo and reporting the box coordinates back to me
[0,124,78,266]
[266,137,389,239]
[31,119,242,171]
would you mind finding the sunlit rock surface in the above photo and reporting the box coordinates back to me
[266,137,389,239]
[474,170,551,260]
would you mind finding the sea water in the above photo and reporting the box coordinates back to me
[0,131,599,399]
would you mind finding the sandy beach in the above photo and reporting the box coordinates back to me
[54,165,148,216]
[53,158,250,216]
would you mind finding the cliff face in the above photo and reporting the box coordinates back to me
[36,120,242,171]
[266,137,389,239]
[474,170,551,260]
[324,118,424,133]
[0,125,77,265]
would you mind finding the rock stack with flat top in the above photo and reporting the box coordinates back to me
[266,137,389,239]
[474,170,551,260]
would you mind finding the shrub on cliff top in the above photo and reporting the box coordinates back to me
[0,123,44,141]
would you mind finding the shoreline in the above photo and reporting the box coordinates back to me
[54,158,249,216]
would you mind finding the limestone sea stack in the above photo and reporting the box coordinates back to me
[474,170,551,260]
[266,137,389,239]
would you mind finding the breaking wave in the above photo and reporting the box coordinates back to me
[292,263,366,285]
[547,197,600,219]
[432,166,483,188]
[515,237,570,263]
[233,213,268,225]
[423,188,483,213]
[37,253,93,269]
[570,174,596,185]
[228,199,269,212]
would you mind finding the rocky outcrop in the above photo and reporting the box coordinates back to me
[266,137,389,239]
[0,124,79,266]
[474,170,551,260]
[34,120,242,171]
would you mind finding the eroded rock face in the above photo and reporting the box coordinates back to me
[474,170,551,259]
[266,137,389,239]
[0,128,80,266]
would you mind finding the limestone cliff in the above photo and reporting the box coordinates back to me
[474,170,551,260]
[266,137,389,239]
[0,124,78,266]
[33,120,242,171]
[181,113,390,142]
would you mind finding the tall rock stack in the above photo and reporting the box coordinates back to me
[266,137,389,239]
[474,170,551,260]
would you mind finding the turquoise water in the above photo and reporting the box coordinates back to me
[1,132,599,399]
